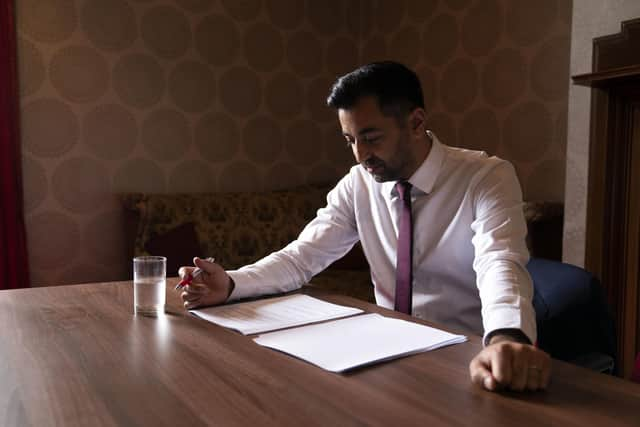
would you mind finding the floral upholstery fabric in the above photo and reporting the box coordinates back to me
[121,185,335,271]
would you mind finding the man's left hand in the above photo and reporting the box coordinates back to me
[469,337,551,392]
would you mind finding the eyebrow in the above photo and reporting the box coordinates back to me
[342,127,383,137]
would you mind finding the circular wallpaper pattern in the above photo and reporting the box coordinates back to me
[439,58,478,113]
[286,30,324,77]
[81,0,137,51]
[17,38,46,97]
[526,159,565,202]
[506,0,558,46]
[308,162,341,186]
[83,210,127,265]
[361,33,388,63]
[22,155,48,213]
[195,14,240,66]
[265,72,304,118]
[482,48,527,108]
[221,0,262,21]
[375,0,407,33]
[446,0,472,11]
[18,0,76,43]
[461,0,502,56]
[422,14,459,66]
[141,108,191,162]
[141,5,191,59]
[112,158,166,193]
[113,53,165,109]
[307,0,345,35]
[427,112,457,147]
[306,76,336,123]
[49,45,109,103]
[323,125,354,172]
[83,104,137,160]
[51,156,110,214]
[244,22,284,72]
[265,162,303,190]
[416,65,439,110]
[168,160,214,192]
[406,0,438,23]
[22,98,78,158]
[286,119,324,166]
[195,112,240,162]
[459,108,500,154]
[531,36,571,101]
[219,66,262,117]
[326,36,359,76]
[168,60,215,113]
[389,26,422,68]
[266,0,304,30]
[28,211,80,269]
[17,0,572,288]
[174,0,214,13]
[218,161,262,192]
[243,115,283,164]
[503,102,553,162]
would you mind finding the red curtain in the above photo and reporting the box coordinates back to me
[0,0,30,290]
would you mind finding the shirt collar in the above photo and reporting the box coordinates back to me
[382,130,445,198]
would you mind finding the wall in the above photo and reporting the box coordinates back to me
[361,0,572,206]
[17,0,359,285]
[16,0,572,286]
[564,0,640,266]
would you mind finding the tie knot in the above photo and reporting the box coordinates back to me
[396,181,412,201]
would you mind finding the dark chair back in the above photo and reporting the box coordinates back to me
[527,258,617,374]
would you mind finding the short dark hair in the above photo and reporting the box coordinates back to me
[326,61,424,120]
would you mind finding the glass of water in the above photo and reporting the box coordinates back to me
[133,256,166,316]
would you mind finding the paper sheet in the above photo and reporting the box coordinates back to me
[190,294,363,335]
[253,313,467,372]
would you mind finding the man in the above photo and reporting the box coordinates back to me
[180,62,551,392]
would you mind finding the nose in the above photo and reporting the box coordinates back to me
[352,140,370,163]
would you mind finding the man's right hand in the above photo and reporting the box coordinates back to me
[178,257,234,309]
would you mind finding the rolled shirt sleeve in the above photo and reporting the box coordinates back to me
[227,174,360,301]
[470,160,537,345]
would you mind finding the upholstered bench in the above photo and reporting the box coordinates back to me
[121,186,374,302]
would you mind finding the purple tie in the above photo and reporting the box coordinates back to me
[395,181,413,314]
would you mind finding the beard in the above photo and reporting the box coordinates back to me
[362,157,400,182]
[361,132,412,182]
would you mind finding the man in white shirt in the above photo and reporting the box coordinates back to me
[180,61,551,392]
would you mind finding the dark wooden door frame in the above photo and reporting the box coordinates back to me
[573,18,640,379]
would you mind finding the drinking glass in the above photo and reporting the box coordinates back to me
[133,256,166,316]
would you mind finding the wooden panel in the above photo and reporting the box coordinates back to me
[573,17,640,380]
[0,281,639,426]
[593,18,640,71]
[630,107,640,362]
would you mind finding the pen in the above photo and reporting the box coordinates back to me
[175,257,215,290]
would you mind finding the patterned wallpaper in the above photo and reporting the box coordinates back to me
[16,0,572,286]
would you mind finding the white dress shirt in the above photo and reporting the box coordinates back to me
[227,133,536,344]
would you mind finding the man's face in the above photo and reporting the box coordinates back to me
[338,96,415,182]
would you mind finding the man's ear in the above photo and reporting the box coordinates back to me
[408,108,427,135]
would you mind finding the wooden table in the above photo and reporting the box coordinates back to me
[0,279,638,426]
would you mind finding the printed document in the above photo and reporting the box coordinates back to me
[253,313,467,372]
[190,294,363,335]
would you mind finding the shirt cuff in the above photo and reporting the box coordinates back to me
[226,270,258,301]
[482,304,537,347]
[484,328,532,346]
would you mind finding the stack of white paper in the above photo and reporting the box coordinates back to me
[190,294,363,335]
[253,313,467,372]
